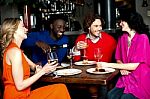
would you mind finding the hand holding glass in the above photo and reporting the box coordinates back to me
[47,52,59,78]
[77,39,88,63]
[47,52,58,64]
[77,40,88,50]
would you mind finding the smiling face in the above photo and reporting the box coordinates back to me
[51,19,65,39]
[119,20,130,32]
[89,19,102,37]
[15,20,28,40]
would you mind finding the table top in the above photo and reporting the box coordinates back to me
[38,65,119,86]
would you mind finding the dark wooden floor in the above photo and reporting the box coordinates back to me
[69,89,91,99]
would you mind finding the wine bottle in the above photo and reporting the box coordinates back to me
[23,5,31,32]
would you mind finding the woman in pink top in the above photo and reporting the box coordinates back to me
[98,11,150,99]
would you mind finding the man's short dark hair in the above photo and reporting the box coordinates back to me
[83,13,105,33]
[48,15,67,24]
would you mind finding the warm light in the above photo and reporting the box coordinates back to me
[115,0,124,2]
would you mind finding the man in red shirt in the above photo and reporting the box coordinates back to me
[73,14,117,62]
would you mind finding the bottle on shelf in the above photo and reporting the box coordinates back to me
[23,5,31,32]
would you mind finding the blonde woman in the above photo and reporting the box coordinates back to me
[1,18,70,99]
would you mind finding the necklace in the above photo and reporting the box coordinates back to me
[127,36,132,47]
[127,36,131,47]
[127,30,136,47]
[128,40,131,47]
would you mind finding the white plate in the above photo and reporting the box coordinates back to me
[56,63,70,69]
[61,63,70,67]
[86,67,115,74]
[74,61,96,66]
[55,69,82,76]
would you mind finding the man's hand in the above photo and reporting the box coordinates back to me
[36,41,51,53]
[76,41,88,50]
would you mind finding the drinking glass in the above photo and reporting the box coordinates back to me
[94,48,103,62]
[67,49,74,68]
[47,52,59,78]
[82,48,88,64]
[82,38,88,62]
[47,52,58,64]
[77,39,88,63]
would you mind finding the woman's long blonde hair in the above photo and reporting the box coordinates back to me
[0,18,21,57]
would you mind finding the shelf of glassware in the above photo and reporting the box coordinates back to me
[37,0,75,21]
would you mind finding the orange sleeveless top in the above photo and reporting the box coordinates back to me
[3,42,31,99]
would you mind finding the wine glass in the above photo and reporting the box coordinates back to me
[67,49,74,68]
[78,38,88,62]
[82,38,88,63]
[82,48,88,64]
[47,52,60,78]
[47,52,58,64]
[94,48,103,62]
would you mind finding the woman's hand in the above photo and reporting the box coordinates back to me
[35,65,42,74]
[116,60,131,75]
[41,61,58,75]
[120,70,131,75]
[116,60,123,64]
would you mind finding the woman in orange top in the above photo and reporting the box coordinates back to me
[1,18,71,99]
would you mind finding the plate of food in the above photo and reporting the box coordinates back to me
[74,60,96,66]
[55,68,82,76]
[56,63,70,69]
[86,67,115,74]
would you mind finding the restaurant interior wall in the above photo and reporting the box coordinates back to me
[136,0,150,29]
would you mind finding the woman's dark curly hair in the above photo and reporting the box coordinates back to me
[83,13,105,33]
[119,10,149,37]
